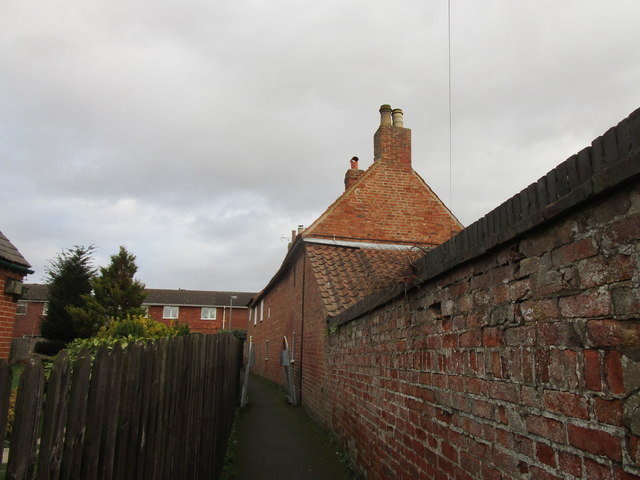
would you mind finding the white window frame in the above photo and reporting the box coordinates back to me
[253,306,258,326]
[201,307,217,320]
[260,300,264,322]
[42,302,49,316]
[16,300,27,315]
[163,305,179,319]
[141,305,150,317]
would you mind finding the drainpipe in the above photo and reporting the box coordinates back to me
[299,251,306,406]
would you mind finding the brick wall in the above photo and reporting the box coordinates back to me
[148,305,249,334]
[0,270,21,359]
[13,300,44,338]
[315,108,640,479]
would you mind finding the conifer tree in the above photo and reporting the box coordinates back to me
[38,245,96,354]
[68,246,146,337]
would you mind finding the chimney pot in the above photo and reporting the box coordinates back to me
[298,225,304,234]
[350,156,359,169]
[392,108,404,127]
[379,104,392,126]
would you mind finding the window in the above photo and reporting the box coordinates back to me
[163,306,179,319]
[260,300,264,322]
[42,302,48,316]
[265,340,270,360]
[141,305,149,317]
[201,307,217,320]
[253,306,258,326]
[16,301,27,315]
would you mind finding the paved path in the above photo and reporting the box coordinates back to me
[234,375,352,480]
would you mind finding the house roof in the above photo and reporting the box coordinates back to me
[22,284,256,308]
[23,283,49,301]
[0,230,33,274]
[305,240,425,317]
[144,289,255,308]
[250,106,462,311]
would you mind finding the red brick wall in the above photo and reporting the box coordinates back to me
[13,301,44,338]
[148,305,249,335]
[0,270,21,359]
[247,251,333,412]
[316,162,640,476]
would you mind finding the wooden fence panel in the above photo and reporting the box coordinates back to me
[98,343,124,480]
[36,352,70,480]
[7,360,44,480]
[59,350,91,479]
[0,360,12,455]
[79,345,109,479]
[0,333,242,480]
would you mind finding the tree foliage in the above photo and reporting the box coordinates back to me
[68,246,146,338]
[64,315,190,363]
[38,245,96,354]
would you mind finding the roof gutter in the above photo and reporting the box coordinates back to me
[0,257,34,275]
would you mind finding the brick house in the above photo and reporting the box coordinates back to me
[0,230,33,359]
[247,105,462,410]
[15,285,254,338]
[144,289,254,334]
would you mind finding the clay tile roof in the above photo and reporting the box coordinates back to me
[0,230,32,273]
[305,242,424,317]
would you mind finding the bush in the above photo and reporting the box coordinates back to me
[64,315,190,362]
[34,339,67,356]
[220,329,246,343]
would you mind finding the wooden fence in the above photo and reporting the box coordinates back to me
[0,333,242,480]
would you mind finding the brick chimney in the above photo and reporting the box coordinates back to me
[344,156,364,190]
[373,104,411,169]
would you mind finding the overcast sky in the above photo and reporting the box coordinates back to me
[2,1,639,293]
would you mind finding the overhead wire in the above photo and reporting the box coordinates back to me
[448,0,453,210]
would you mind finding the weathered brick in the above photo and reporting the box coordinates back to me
[579,254,635,288]
[612,287,640,316]
[543,390,589,419]
[587,319,640,347]
[525,414,566,443]
[536,442,557,467]
[584,349,602,391]
[568,424,622,461]
[605,350,625,394]
[593,397,623,426]
[557,451,582,478]
[551,237,599,267]
[559,288,612,318]
[604,213,640,243]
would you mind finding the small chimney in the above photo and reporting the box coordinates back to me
[297,225,304,234]
[392,108,403,127]
[379,104,392,126]
[373,104,411,169]
[344,156,364,190]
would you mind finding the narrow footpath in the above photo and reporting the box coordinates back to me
[234,375,353,480]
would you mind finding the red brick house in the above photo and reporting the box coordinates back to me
[15,285,254,338]
[0,230,33,359]
[14,283,48,339]
[247,105,463,413]
[144,289,254,334]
